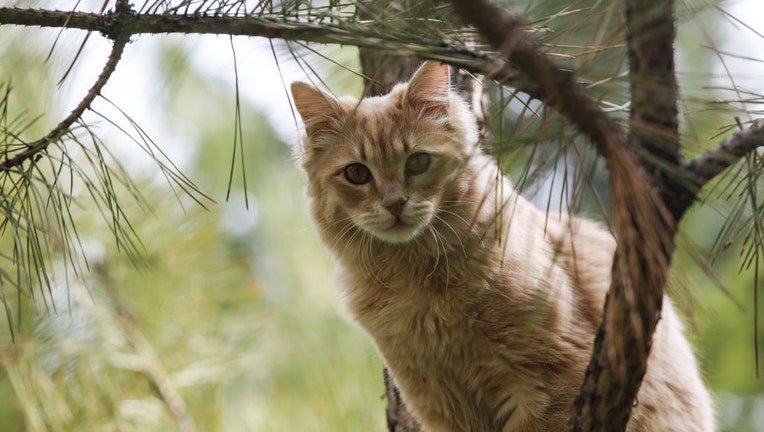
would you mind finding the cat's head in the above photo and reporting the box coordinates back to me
[291,62,479,246]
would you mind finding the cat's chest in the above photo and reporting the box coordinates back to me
[343,269,554,431]
[342,264,481,337]
[341,263,539,375]
[368,283,478,344]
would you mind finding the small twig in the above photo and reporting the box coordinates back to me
[95,264,199,432]
[684,118,764,185]
[656,118,764,220]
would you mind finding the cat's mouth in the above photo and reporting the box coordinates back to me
[368,219,423,244]
[354,205,434,244]
[390,217,408,227]
[386,219,413,231]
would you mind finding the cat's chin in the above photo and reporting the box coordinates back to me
[369,222,426,244]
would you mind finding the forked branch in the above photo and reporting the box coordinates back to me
[448,0,676,431]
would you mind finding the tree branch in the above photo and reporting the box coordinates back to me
[0,5,130,172]
[0,5,541,110]
[685,119,764,185]
[654,119,764,221]
[0,2,542,176]
[626,0,680,169]
[567,4,681,429]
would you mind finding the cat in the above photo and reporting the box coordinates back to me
[291,61,715,431]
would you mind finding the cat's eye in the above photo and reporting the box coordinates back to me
[405,152,431,175]
[344,163,372,185]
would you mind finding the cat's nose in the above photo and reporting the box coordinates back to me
[385,198,408,218]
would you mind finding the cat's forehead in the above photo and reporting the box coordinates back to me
[339,95,415,163]
[342,92,403,120]
[324,86,458,168]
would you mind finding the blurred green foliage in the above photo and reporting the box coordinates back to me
[0,26,384,431]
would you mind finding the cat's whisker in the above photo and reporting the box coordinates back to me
[339,221,369,266]
[330,219,354,243]
[326,215,355,229]
[436,210,486,245]
[433,214,469,261]
[431,226,451,291]
[349,229,370,279]
[363,234,387,286]
[440,199,480,207]
[436,209,473,230]
[357,232,379,285]
[425,226,442,281]
[331,220,359,259]
[362,234,376,281]
[437,208,489,254]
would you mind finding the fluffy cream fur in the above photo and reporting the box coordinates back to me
[291,61,714,431]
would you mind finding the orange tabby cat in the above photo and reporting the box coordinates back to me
[291,61,714,431]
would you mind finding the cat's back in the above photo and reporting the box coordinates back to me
[542,213,616,327]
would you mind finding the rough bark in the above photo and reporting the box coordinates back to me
[568,1,679,429]
[382,367,423,432]
[626,0,680,168]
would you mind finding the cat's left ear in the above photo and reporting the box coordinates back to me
[405,61,450,118]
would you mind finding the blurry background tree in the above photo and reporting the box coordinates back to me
[0,0,762,431]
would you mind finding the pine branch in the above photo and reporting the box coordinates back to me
[567,2,680,429]
[0,3,551,155]
[655,119,764,222]
[0,5,534,91]
[0,2,544,174]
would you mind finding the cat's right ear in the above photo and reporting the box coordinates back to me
[290,82,344,140]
